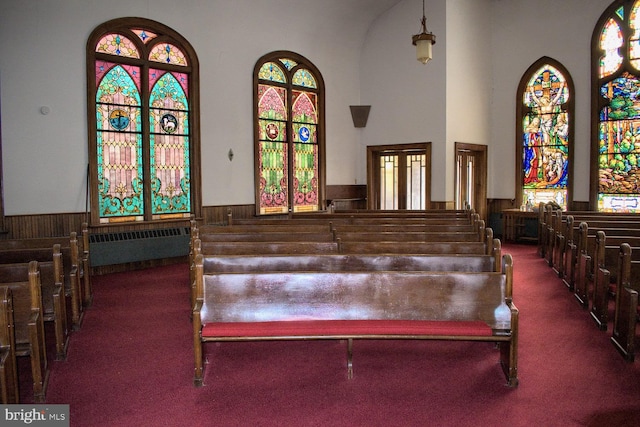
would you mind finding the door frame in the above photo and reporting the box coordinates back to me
[454,142,487,220]
[366,142,431,210]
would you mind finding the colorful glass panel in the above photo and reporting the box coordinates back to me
[598,72,640,212]
[132,29,157,44]
[96,65,144,222]
[522,65,569,209]
[256,56,321,214]
[600,18,624,78]
[259,141,289,214]
[631,2,640,70]
[95,33,140,58]
[292,142,318,212]
[258,83,289,214]
[291,90,318,212]
[149,43,187,66]
[279,58,297,70]
[258,62,287,83]
[149,71,191,218]
[292,69,317,88]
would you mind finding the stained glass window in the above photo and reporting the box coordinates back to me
[255,52,324,215]
[595,1,640,212]
[88,18,200,224]
[519,61,572,210]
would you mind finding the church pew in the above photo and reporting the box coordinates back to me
[0,246,69,360]
[200,252,502,275]
[538,207,638,264]
[0,234,83,330]
[325,208,471,217]
[0,261,48,402]
[192,253,518,387]
[610,243,640,362]
[189,239,502,308]
[331,219,486,242]
[197,231,335,242]
[562,219,640,290]
[0,286,18,404]
[188,222,496,307]
[550,212,640,277]
[79,222,92,307]
[589,231,640,330]
[230,216,475,226]
[574,230,640,313]
[195,223,332,234]
[196,240,340,256]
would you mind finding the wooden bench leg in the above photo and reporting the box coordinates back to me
[347,339,353,379]
[500,311,519,388]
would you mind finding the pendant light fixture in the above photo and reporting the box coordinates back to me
[412,0,436,64]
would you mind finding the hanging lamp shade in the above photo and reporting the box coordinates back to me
[412,0,436,64]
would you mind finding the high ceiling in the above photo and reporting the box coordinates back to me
[285,0,406,42]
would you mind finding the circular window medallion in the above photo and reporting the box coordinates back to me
[109,109,130,130]
[266,123,279,140]
[161,114,178,134]
[299,126,310,142]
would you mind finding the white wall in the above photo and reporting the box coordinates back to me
[489,0,611,202]
[0,0,391,215]
[0,0,624,215]
[445,0,493,201]
[359,0,448,200]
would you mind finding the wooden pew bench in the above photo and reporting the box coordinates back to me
[0,261,48,402]
[191,246,503,310]
[0,246,69,360]
[0,286,18,403]
[192,254,519,388]
[196,241,340,255]
[549,212,640,276]
[588,232,640,330]
[332,230,482,242]
[610,243,640,362]
[0,233,85,329]
[229,216,475,227]
[574,229,640,312]
[197,231,335,242]
[563,220,640,290]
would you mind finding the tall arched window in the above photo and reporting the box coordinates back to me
[593,0,640,212]
[517,57,574,210]
[87,18,200,224]
[254,51,325,215]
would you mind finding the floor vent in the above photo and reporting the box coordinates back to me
[89,227,191,267]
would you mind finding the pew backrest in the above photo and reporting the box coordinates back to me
[197,255,514,330]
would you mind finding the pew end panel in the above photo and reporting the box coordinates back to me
[0,286,18,404]
[611,243,640,362]
[574,252,592,309]
[590,267,611,331]
[610,287,638,362]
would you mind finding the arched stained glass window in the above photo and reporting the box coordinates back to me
[517,57,574,210]
[254,52,325,215]
[87,18,200,224]
[593,0,640,212]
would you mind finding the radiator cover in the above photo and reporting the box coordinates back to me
[89,227,191,267]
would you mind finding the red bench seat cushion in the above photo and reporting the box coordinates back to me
[202,320,493,338]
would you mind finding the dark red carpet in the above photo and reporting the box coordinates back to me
[32,243,640,426]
